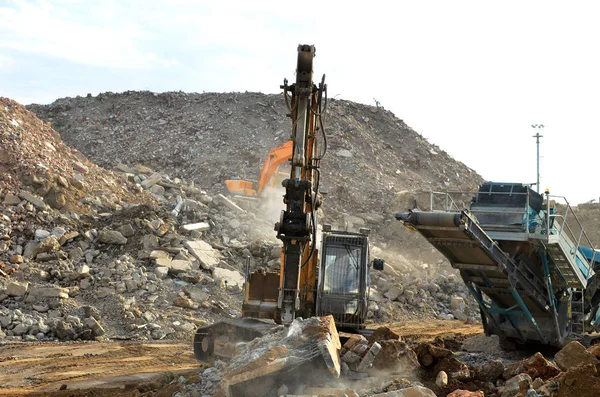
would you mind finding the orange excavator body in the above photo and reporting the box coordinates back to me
[224,140,292,197]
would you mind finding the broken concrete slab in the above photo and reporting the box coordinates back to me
[168,259,193,274]
[357,341,381,372]
[140,173,162,189]
[215,316,341,397]
[27,286,69,299]
[6,281,29,296]
[18,191,47,210]
[184,239,220,270]
[150,250,171,260]
[217,194,245,213]
[212,267,244,289]
[181,222,210,232]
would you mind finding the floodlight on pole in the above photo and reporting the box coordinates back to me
[531,124,544,193]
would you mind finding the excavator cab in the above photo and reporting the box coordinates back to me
[316,227,380,329]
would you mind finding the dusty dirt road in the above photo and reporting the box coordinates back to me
[0,340,201,397]
[0,320,481,397]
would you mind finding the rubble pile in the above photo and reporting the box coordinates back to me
[28,91,484,263]
[0,98,285,342]
[0,97,481,346]
[178,326,600,397]
[0,97,151,215]
[370,269,479,323]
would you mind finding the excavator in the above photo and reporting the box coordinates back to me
[194,44,384,361]
[224,140,292,197]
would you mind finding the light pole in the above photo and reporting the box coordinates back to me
[531,124,544,193]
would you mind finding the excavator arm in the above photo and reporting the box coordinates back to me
[274,44,326,325]
[224,140,293,197]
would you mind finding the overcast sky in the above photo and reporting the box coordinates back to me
[1,0,599,204]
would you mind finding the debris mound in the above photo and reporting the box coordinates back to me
[1,97,149,214]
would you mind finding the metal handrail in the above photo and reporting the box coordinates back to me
[547,194,596,277]
[414,189,597,277]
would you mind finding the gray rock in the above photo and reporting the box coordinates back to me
[69,247,84,262]
[151,184,165,196]
[183,286,209,302]
[357,342,381,372]
[80,278,92,289]
[3,193,21,205]
[184,239,220,270]
[23,241,40,258]
[0,316,12,327]
[18,191,47,209]
[83,317,105,337]
[336,149,353,158]
[502,374,532,397]
[33,303,50,312]
[384,286,403,301]
[51,227,66,239]
[117,224,135,237]
[12,323,30,336]
[28,286,69,299]
[97,230,127,245]
[141,173,162,189]
[154,266,169,279]
[212,267,244,289]
[142,234,159,250]
[6,281,29,296]
[34,229,51,241]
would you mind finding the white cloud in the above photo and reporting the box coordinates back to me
[0,0,177,70]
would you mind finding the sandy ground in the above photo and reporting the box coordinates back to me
[0,340,201,397]
[0,320,482,396]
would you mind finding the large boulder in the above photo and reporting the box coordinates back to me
[522,352,560,380]
[554,341,599,372]
[372,340,420,373]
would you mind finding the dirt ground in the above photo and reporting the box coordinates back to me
[0,320,481,397]
[0,340,201,397]
[380,319,483,345]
